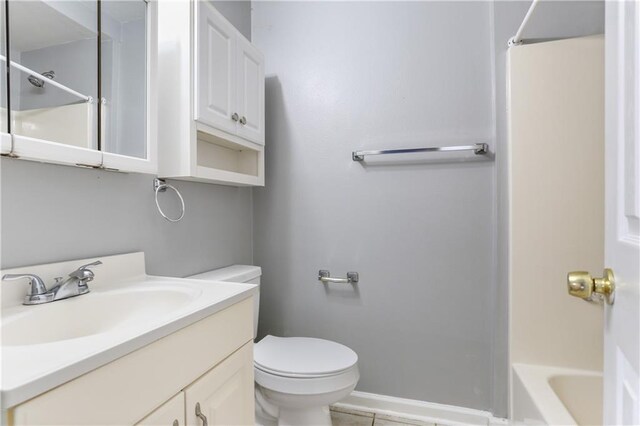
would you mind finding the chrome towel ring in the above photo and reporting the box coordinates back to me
[153,178,185,222]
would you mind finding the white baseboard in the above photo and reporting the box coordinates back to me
[333,391,509,426]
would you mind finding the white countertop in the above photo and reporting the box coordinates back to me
[1,253,257,409]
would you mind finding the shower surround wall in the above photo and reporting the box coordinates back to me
[492,1,604,418]
[252,1,497,412]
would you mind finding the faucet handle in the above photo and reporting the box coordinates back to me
[78,260,102,269]
[69,260,102,281]
[2,273,48,295]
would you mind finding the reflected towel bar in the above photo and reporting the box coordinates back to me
[352,143,489,161]
[0,55,92,102]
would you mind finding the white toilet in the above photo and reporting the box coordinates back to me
[188,265,360,426]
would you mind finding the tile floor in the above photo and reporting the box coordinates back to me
[330,406,448,426]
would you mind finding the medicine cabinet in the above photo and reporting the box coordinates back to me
[157,0,265,186]
[0,0,157,173]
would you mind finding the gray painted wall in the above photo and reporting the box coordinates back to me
[252,0,605,417]
[252,1,497,412]
[0,159,253,276]
[212,1,251,40]
[492,0,604,417]
[1,1,254,276]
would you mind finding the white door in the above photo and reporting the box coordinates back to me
[604,0,640,424]
[184,343,254,426]
[236,36,265,145]
[195,1,237,134]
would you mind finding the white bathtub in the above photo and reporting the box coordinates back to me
[512,363,603,425]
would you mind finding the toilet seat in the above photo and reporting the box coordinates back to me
[254,335,358,377]
[254,335,359,396]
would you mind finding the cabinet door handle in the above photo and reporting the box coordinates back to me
[195,402,208,426]
[172,420,179,426]
[239,116,247,125]
[231,112,239,122]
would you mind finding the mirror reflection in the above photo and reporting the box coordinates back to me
[101,0,147,159]
[8,0,99,150]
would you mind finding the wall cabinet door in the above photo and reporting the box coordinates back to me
[235,36,265,145]
[195,1,237,134]
[184,343,254,426]
[136,392,185,426]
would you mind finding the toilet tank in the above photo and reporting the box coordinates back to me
[188,265,261,338]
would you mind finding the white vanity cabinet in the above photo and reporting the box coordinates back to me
[137,343,254,426]
[136,393,185,426]
[184,344,254,426]
[137,343,255,426]
[7,298,255,426]
[157,0,265,187]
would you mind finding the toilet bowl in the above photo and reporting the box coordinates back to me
[188,265,360,426]
[254,335,359,426]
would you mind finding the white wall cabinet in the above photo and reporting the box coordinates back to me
[7,298,255,426]
[195,3,237,135]
[195,1,265,146]
[235,36,265,145]
[158,0,265,186]
[1,1,158,175]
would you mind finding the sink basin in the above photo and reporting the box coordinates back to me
[0,252,257,411]
[2,284,200,346]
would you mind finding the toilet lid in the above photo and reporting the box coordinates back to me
[254,335,358,377]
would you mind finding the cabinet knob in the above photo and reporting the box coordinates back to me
[231,113,239,122]
[195,402,208,426]
[172,421,179,426]
[239,116,247,125]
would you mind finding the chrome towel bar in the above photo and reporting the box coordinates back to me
[352,143,489,161]
[0,55,92,102]
[318,270,359,284]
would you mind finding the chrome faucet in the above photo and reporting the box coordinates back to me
[3,261,102,305]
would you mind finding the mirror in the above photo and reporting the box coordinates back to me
[2,0,150,163]
[8,0,99,150]
[101,0,147,159]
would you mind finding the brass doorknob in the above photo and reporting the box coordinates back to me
[567,268,615,304]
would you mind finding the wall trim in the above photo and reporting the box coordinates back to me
[333,391,508,426]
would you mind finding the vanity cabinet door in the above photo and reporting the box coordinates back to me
[184,342,254,426]
[235,36,264,145]
[136,392,185,426]
[195,1,237,135]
